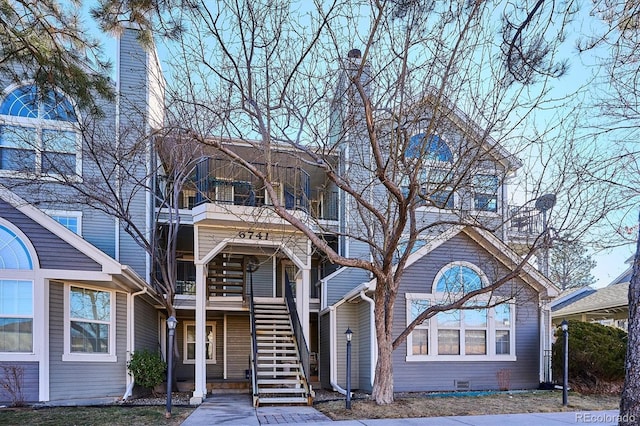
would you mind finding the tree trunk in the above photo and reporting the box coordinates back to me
[371,338,394,404]
[620,216,640,425]
[370,277,397,404]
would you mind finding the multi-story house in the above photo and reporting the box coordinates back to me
[0,27,558,406]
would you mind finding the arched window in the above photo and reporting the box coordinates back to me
[0,224,34,353]
[435,264,483,294]
[0,225,33,270]
[406,133,453,162]
[0,84,79,176]
[406,262,515,360]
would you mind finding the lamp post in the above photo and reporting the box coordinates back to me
[561,319,569,406]
[345,327,353,409]
[166,315,178,418]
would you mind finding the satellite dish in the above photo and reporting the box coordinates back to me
[535,194,556,212]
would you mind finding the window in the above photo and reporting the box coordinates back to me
[184,322,217,364]
[406,134,453,162]
[406,262,515,361]
[0,280,33,352]
[0,85,80,177]
[45,210,82,235]
[473,174,499,212]
[0,225,34,354]
[64,285,116,362]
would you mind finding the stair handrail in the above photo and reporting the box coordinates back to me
[284,273,311,396]
[248,273,259,402]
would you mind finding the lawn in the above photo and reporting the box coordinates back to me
[0,405,195,426]
[314,390,621,421]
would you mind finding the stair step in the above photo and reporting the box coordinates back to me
[256,330,293,335]
[256,334,293,340]
[258,388,306,394]
[257,363,300,369]
[257,396,309,404]
[256,342,296,348]
[257,379,303,385]
[257,348,297,354]
[257,356,299,361]
[256,370,301,377]
[256,324,292,330]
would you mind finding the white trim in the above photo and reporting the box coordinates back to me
[183,321,217,364]
[223,314,228,379]
[62,283,117,362]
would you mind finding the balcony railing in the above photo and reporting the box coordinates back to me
[507,205,543,236]
[189,157,338,221]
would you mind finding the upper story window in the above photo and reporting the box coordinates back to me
[0,225,34,353]
[406,134,453,162]
[473,174,499,212]
[0,85,80,177]
[45,210,82,235]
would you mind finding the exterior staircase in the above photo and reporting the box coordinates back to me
[251,297,312,406]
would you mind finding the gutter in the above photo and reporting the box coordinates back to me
[360,290,376,388]
[329,306,347,395]
[122,286,149,401]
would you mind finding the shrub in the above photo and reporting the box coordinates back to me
[127,350,167,392]
[0,365,25,406]
[552,320,627,387]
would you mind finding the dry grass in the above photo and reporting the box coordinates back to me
[314,390,621,421]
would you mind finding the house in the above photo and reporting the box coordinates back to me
[551,266,632,331]
[0,25,559,405]
[0,29,165,402]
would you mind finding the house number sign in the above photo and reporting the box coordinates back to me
[237,231,269,240]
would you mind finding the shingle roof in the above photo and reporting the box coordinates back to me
[552,283,629,317]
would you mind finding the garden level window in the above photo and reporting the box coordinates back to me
[405,262,515,361]
[0,85,80,177]
[63,285,116,362]
[184,322,217,364]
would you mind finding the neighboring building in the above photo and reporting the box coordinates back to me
[0,29,164,403]
[551,266,631,332]
[0,30,559,406]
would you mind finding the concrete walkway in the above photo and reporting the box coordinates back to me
[180,393,623,425]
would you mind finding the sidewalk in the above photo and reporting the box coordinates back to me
[180,393,622,425]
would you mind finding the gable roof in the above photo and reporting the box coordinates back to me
[0,185,158,297]
[356,225,559,300]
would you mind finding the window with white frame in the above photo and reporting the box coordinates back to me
[0,85,80,177]
[64,285,116,361]
[473,174,499,212]
[406,262,515,361]
[184,322,217,364]
[0,225,34,353]
[45,210,82,235]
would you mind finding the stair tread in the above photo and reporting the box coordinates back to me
[257,397,309,404]
[257,379,302,385]
[258,388,306,394]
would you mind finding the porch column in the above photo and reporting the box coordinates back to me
[191,262,207,405]
[296,266,311,344]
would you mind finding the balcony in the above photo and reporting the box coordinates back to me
[191,158,338,221]
[507,204,544,255]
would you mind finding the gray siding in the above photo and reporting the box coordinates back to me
[252,259,274,297]
[116,27,153,277]
[134,297,159,352]
[174,314,226,382]
[0,200,101,271]
[319,312,331,389]
[226,314,251,380]
[0,361,38,403]
[325,267,370,307]
[49,282,129,400]
[391,232,542,392]
[356,300,372,392]
[335,303,359,390]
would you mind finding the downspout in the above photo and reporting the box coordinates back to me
[360,290,376,388]
[329,306,347,395]
[122,286,149,401]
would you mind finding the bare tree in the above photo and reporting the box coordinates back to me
[549,235,597,290]
[150,0,630,404]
